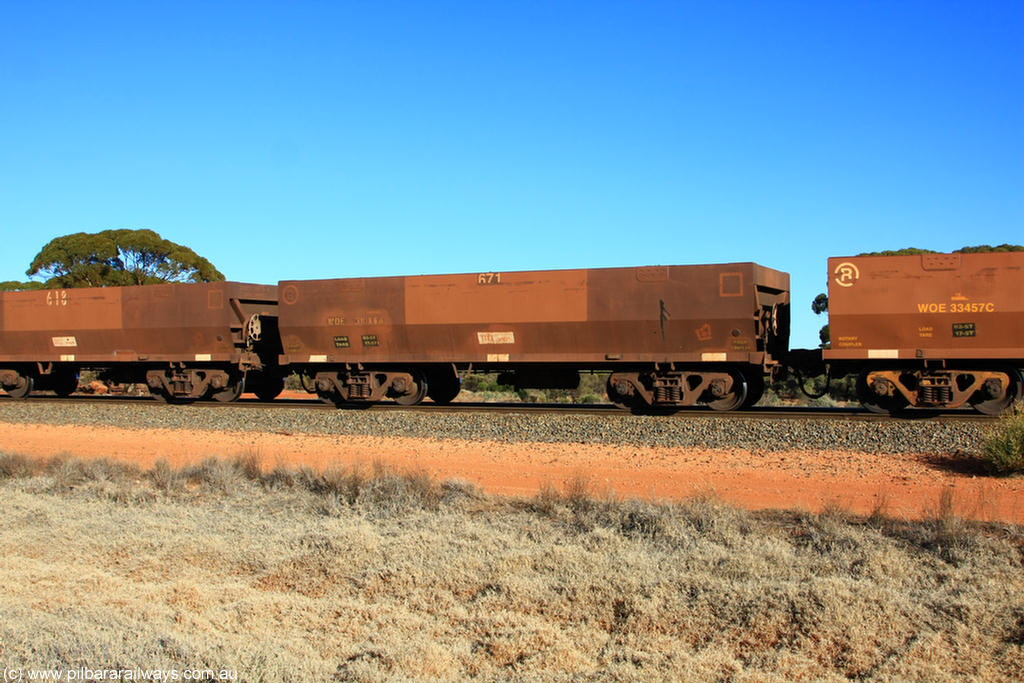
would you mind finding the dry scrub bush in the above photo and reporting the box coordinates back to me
[309,463,367,504]
[531,479,758,552]
[356,466,443,515]
[233,449,264,482]
[182,456,247,492]
[264,462,297,490]
[531,480,563,517]
[157,453,452,516]
[1,453,151,503]
[921,487,975,566]
[0,452,42,479]
[440,478,483,502]
[150,458,181,491]
[563,472,594,512]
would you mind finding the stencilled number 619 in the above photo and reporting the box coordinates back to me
[46,290,69,307]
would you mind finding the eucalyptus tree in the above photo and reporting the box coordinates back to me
[25,229,224,288]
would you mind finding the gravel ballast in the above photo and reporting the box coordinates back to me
[0,399,989,454]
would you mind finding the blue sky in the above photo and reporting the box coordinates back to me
[1,1,1021,348]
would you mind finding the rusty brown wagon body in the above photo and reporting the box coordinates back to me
[823,251,1024,413]
[278,263,790,410]
[0,282,282,402]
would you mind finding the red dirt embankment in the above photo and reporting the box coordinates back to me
[0,420,1021,523]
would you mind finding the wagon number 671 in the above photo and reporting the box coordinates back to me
[46,290,69,306]
[477,272,502,285]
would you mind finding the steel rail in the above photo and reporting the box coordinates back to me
[0,393,996,422]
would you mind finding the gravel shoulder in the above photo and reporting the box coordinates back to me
[1,399,1020,522]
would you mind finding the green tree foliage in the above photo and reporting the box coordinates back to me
[980,405,1024,474]
[817,324,830,347]
[26,229,225,288]
[955,244,1024,253]
[0,281,45,292]
[857,247,938,256]
[812,293,829,346]
[857,244,1023,257]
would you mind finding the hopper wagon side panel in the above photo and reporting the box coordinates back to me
[117,282,278,363]
[824,252,1024,363]
[279,263,789,368]
[0,282,278,364]
[1,287,127,363]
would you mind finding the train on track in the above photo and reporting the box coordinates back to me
[1,251,1021,415]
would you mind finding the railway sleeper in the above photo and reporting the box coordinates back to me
[859,368,1023,415]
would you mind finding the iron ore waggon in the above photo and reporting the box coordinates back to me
[0,281,283,402]
[2,252,1020,415]
[823,251,1024,414]
[277,263,791,411]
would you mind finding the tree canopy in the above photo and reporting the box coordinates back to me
[954,244,1024,253]
[857,244,1024,257]
[0,280,44,292]
[811,293,828,315]
[24,229,225,288]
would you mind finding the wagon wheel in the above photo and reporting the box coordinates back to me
[707,371,748,412]
[252,375,285,402]
[606,376,637,412]
[393,372,428,406]
[427,373,461,405]
[970,368,1023,416]
[210,377,245,403]
[740,371,765,409]
[313,374,344,406]
[856,371,908,415]
[4,374,33,399]
[50,370,79,398]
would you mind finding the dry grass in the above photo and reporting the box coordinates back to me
[0,451,1022,682]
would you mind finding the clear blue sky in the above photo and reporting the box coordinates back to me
[2,1,1021,348]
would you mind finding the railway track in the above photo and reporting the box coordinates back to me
[0,393,995,422]
[0,390,993,458]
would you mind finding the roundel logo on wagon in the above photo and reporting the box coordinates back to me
[833,262,860,288]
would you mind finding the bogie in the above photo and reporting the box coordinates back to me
[606,368,755,412]
[1,372,34,399]
[855,367,1022,415]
